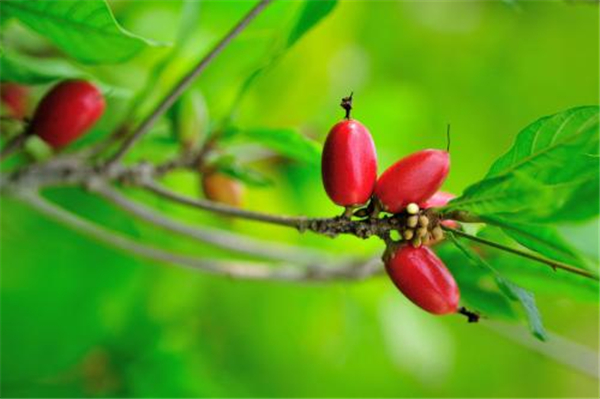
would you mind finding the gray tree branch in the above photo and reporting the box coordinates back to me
[18,190,383,282]
[94,183,358,267]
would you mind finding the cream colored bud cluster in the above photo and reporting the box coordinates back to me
[401,203,444,247]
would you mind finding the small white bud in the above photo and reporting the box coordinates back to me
[407,215,419,228]
[432,226,444,241]
[406,203,420,215]
[411,237,422,248]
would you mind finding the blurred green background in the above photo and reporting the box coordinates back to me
[1,1,599,397]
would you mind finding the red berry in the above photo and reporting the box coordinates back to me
[385,245,459,315]
[31,80,105,148]
[374,149,450,213]
[1,83,29,120]
[321,119,377,207]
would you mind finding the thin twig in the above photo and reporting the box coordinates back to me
[141,180,400,240]
[18,190,382,282]
[0,130,30,162]
[95,183,354,266]
[443,226,598,280]
[143,179,311,228]
[105,0,274,167]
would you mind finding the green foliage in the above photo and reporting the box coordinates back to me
[1,1,599,397]
[230,0,338,117]
[125,0,202,124]
[483,215,591,271]
[437,244,517,319]
[0,49,83,84]
[445,172,552,218]
[287,0,338,48]
[224,127,321,166]
[213,155,273,187]
[448,234,547,340]
[446,106,599,222]
[2,0,158,64]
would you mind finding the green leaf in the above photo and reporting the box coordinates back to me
[448,106,599,223]
[554,178,599,222]
[448,234,548,340]
[487,251,600,303]
[482,215,591,271]
[0,49,83,84]
[175,0,203,46]
[287,0,338,48]
[213,156,273,187]
[226,128,321,166]
[469,226,599,301]
[496,279,547,341]
[2,0,158,64]
[486,106,598,180]
[444,172,552,217]
[437,245,517,320]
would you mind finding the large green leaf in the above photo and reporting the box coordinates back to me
[483,215,591,271]
[287,0,338,48]
[444,172,552,217]
[0,49,83,84]
[447,106,599,222]
[2,0,158,64]
[486,106,598,180]
[225,128,321,166]
[448,234,548,340]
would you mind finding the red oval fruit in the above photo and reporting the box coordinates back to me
[321,119,377,207]
[1,83,29,120]
[385,245,459,315]
[202,172,244,208]
[374,149,450,213]
[31,80,105,148]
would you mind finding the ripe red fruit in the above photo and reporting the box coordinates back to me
[0,83,29,120]
[202,172,244,207]
[374,149,450,213]
[321,119,377,207]
[385,245,459,315]
[31,80,105,148]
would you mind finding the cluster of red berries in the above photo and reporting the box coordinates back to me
[1,80,105,148]
[321,95,460,316]
[1,81,245,207]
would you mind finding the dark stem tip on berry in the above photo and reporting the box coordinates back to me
[458,306,480,323]
[340,92,354,119]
